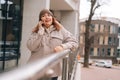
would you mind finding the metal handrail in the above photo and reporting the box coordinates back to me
[70,59,78,80]
[0,49,71,80]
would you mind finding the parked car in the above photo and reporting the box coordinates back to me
[0,41,18,61]
[95,60,112,68]
[0,50,17,61]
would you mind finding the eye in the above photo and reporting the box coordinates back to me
[41,15,45,18]
[48,14,51,16]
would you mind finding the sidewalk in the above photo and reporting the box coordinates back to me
[58,62,81,80]
[81,64,120,80]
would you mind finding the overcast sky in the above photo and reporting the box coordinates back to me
[79,0,120,19]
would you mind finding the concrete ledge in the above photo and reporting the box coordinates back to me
[74,62,81,80]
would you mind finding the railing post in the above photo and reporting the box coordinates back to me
[68,51,76,80]
[62,55,69,80]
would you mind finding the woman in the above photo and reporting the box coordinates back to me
[27,9,78,80]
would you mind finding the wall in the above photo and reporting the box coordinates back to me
[19,0,50,65]
[61,11,79,37]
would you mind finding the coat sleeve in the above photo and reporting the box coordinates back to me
[60,27,78,51]
[27,32,42,52]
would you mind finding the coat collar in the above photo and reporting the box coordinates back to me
[43,25,56,33]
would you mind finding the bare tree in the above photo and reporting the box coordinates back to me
[83,0,107,67]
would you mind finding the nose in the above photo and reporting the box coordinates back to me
[45,15,49,19]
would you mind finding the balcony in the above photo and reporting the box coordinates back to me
[0,49,81,80]
[50,0,79,10]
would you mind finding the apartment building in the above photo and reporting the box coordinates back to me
[79,18,119,63]
[0,0,80,71]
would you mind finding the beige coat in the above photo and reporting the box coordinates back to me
[27,25,78,77]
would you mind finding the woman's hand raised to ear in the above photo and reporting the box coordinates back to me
[53,18,60,25]
[32,21,43,33]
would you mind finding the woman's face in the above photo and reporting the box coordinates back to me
[41,13,53,28]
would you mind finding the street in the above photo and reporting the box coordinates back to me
[81,64,120,80]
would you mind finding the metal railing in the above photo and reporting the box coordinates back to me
[0,49,78,80]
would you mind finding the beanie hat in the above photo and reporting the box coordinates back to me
[39,9,54,21]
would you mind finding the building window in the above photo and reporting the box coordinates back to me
[97,48,100,56]
[90,24,95,32]
[118,27,120,32]
[101,48,105,56]
[107,48,111,56]
[90,48,94,56]
[112,26,116,34]
[113,37,116,45]
[118,27,120,35]
[117,49,120,57]
[118,38,120,47]
[108,37,112,45]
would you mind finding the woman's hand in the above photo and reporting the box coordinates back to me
[54,46,64,53]
[32,21,43,33]
[53,17,63,30]
[38,21,43,26]
[53,18,59,24]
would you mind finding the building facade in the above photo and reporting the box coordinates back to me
[80,18,119,63]
[0,0,80,71]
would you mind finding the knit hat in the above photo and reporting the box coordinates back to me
[39,9,54,21]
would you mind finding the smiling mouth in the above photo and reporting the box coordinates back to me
[45,19,51,22]
[45,21,49,23]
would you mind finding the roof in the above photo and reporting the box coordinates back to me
[80,17,120,26]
